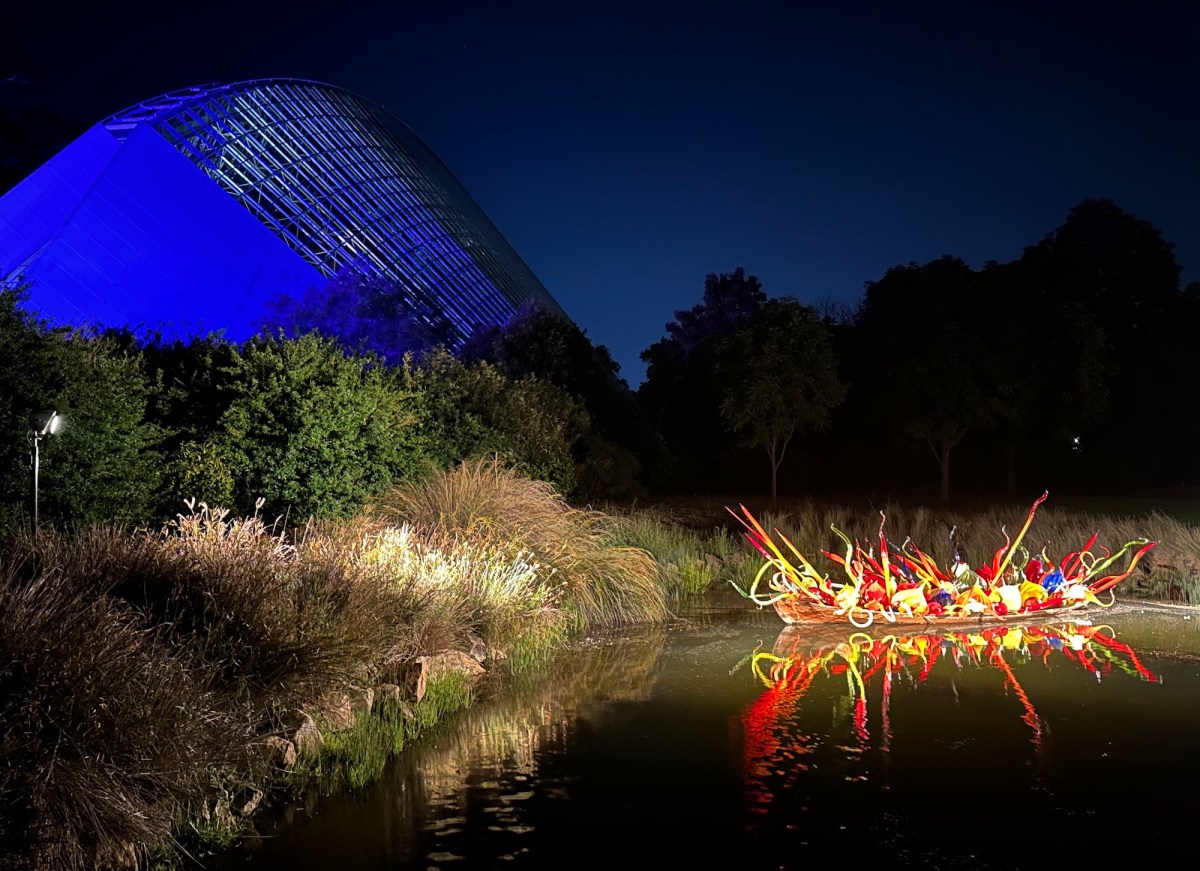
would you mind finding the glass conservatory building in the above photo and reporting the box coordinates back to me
[0,78,567,346]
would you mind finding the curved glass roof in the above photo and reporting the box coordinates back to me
[101,78,566,345]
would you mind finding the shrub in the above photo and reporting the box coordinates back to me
[404,350,586,496]
[0,313,167,530]
[215,332,430,520]
[38,330,168,528]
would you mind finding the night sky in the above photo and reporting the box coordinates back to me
[6,1,1198,387]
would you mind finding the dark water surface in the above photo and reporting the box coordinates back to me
[204,591,1200,869]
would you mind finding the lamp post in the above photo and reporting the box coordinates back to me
[29,410,61,529]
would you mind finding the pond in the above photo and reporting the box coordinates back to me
[204,590,1200,869]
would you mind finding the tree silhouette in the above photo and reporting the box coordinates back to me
[976,259,1109,496]
[637,268,767,492]
[715,298,845,507]
[1019,199,1191,489]
[855,256,995,503]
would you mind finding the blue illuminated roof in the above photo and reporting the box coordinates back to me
[2,78,567,348]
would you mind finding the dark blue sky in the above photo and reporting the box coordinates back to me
[8,1,1198,386]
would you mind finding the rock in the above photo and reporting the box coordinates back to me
[378,658,422,698]
[468,634,488,662]
[259,735,297,769]
[314,691,356,731]
[208,797,235,829]
[231,785,263,817]
[350,686,374,717]
[415,649,486,701]
[293,714,324,755]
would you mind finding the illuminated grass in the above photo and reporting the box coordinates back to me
[371,456,670,629]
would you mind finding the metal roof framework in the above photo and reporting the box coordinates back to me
[102,78,566,345]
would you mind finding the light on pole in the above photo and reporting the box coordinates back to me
[29,410,61,529]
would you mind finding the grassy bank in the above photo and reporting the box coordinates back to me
[2,472,1197,869]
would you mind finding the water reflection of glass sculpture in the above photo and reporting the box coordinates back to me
[742,622,1159,764]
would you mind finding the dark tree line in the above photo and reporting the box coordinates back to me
[2,197,1195,529]
[634,198,1199,505]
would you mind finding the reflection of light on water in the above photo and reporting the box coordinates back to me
[739,620,1160,830]
[398,630,668,865]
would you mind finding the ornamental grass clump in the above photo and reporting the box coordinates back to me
[0,564,246,871]
[371,456,670,630]
[6,504,405,719]
[302,516,571,666]
[146,505,408,713]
